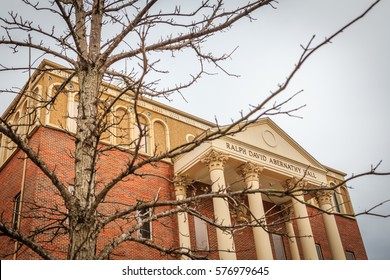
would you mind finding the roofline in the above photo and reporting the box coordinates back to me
[2,59,216,128]
[324,165,347,177]
[245,118,326,170]
[2,60,346,178]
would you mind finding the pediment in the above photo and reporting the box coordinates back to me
[225,118,325,171]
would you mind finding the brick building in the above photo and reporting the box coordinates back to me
[0,60,367,260]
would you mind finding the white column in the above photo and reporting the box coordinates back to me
[284,178,318,260]
[201,150,236,260]
[174,176,192,259]
[316,190,346,260]
[282,204,300,260]
[239,162,273,260]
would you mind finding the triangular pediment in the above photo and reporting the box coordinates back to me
[225,118,325,171]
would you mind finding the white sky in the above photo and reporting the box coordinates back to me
[1,0,389,259]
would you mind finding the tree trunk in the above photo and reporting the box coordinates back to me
[67,68,102,260]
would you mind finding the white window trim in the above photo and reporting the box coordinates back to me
[137,208,152,240]
[194,216,209,251]
[272,233,286,260]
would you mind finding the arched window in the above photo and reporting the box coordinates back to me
[27,86,42,127]
[32,86,41,106]
[68,93,79,132]
[153,120,168,154]
[4,112,21,158]
[115,107,131,146]
[1,134,10,161]
[48,84,68,128]
[134,115,149,153]
[97,98,113,143]
[13,112,20,134]
[20,101,29,136]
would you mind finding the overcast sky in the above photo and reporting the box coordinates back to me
[1,0,389,259]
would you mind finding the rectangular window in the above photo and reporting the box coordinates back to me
[346,251,356,260]
[272,234,286,260]
[194,216,209,250]
[315,243,324,260]
[13,192,21,230]
[137,208,151,239]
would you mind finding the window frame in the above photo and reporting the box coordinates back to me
[135,122,148,153]
[332,191,342,213]
[194,216,209,251]
[346,251,356,260]
[13,192,22,230]
[68,93,79,132]
[315,243,324,260]
[137,208,152,240]
[271,233,286,260]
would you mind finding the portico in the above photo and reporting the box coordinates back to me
[173,119,346,260]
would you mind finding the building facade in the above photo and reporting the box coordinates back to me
[0,60,367,260]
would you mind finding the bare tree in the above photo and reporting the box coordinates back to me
[0,0,388,260]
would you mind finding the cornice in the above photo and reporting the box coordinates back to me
[40,60,215,130]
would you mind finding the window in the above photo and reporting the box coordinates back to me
[333,192,341,213]
[134,115,149,153]
[20,101,28,136]
[68,94,79,132]
[137,208,151,239]
[135,123,148,153]
[13,192,22,230]
[194,216,209,250]
[115,108,130,146]
[272,234,286,260]
[153,121,168,154]
[346,251,356,260]
[315,243,324,260]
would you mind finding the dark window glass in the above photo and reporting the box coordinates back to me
[346,251,356,260]
[13,193,21,230]
[272,234,286,260]
[138,208,151,239]
[315,243,324,260]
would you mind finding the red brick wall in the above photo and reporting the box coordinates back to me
[0,126,368,260]
[336,214,367,259]
[1,126,178,260]
[307,206,367,260]
[0,149,25,259]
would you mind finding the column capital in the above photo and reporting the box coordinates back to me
[282,177,307,192]
[315,190,333,207]
[201,149,229,172]
[238,162,263,183]
[173,175,188,199]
